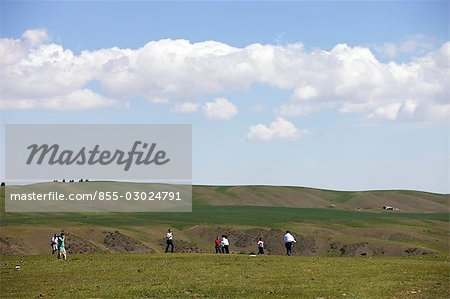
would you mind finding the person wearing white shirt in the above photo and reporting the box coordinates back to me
[51,233,58,254]
[221,235,230,254]
[165,229,174,253]
[257,237,265,255]
[284,231,296,256]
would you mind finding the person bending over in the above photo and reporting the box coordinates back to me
[284,231,296,256]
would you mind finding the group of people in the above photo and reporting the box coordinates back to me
[53,229,297,257]
[253,231,297,256]
[166,228,298,256]
[214,235,230,254]
[50,232,67,260]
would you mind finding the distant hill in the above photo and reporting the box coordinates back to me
[2,182,447,212]
[193,185,448,213]
[0,184,448,256]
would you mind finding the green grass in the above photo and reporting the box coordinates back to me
[1,184,448,229]
[1,205,448,229]
[328,191,357,204]
[1,254,448,298]
[1,185,449,298]
[2,185,448,256]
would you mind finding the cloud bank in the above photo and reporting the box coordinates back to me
[247,117,307,142]
[1,29,448,122]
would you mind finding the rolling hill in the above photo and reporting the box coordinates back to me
[3,182,448,212]
[0,184,448,256]
[193,185,448,212]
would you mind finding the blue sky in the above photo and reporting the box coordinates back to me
[0,1,449,193]
[1,1,448,50]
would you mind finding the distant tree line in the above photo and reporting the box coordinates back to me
[53,179,90,183]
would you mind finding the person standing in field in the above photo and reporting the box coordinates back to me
[51,233,58,254]
[257,237,265,255]
[214,236,222,254]
[58,232,67,260]
[284,231,296,256]
[165,229,174,253]
[221,235,230,254]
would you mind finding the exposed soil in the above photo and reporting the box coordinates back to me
[0,226,439,256]
[65,232,105,254]
[103,231,154,253]
[0,237,28,255]
[158,238,207,253]
[186,227,318,255]
[327,241,435,257]
[363,231,421,242]
[404,247,434,256]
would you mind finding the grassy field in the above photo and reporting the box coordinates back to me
[2,204,449,228]
[1,185,449,297]
[1,254,449,299]
[1,185,449,256]
[1,184,448,228]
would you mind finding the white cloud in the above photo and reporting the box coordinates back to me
[373,35,437,59]
[0,29,448,123]
[22,28,49,47]
[202,98,238,121]
[171,102,199,114]
[366,103,402,121]
[379,42,398,58]
[0,89,120,110]
[293,85,318,100]
[276,42,450,122]
[247,117,308,142]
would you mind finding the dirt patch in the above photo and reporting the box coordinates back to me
[0,225,441,257]
[328,241,436,257]
[363,231,420,242]
[295,235,319,255]
[339,242,370,257]
[328,242,387,257]
[386,233,417,241]
[404,247,434,256]
[158,239,207,253]
[186,226,317,255]
[329,242,341,252]
[103,231,153,253]
[0,237,28,255]
[245,230,318,256]
[65,232,105,254]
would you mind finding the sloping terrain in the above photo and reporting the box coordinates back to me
[193,185,448,212]
[3,182,448,212]
[0,185,448,256]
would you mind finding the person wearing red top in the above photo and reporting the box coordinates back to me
[214,236,222,253]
